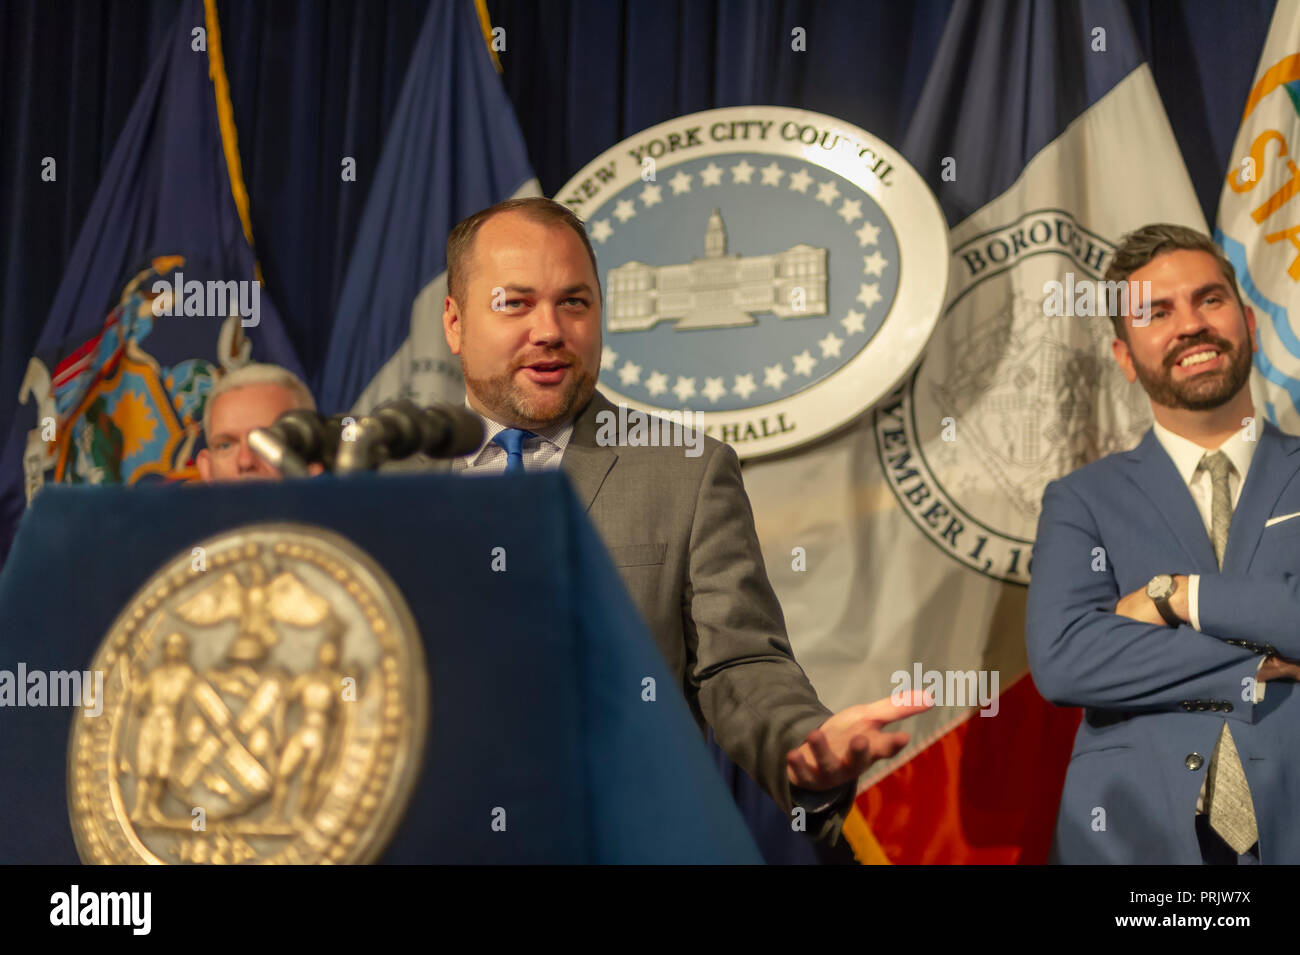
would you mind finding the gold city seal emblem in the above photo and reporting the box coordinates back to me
[68,523,427,864]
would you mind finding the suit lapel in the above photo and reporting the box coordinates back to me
[1223,421,1300,572]
[1121,429,1219,572]
[561,391,618,512]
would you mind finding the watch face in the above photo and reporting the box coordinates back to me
[1147,574,1174,600]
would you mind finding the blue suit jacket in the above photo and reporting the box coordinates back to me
[1026,420,1300,864]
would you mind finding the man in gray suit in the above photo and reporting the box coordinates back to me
[391,197,927,845]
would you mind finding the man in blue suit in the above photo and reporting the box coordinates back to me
[1027,223,1300,864]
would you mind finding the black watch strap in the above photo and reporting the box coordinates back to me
[1153,596,1180,627]
[1152,578,1181,627]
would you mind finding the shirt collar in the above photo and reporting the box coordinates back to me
[461,398,575,465]
[1151,418,1257,487]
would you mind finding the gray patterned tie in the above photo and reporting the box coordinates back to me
[1197,450,1258,855]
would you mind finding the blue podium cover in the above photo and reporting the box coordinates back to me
[0,473,761,864]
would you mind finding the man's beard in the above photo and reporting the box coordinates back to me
[1130,330,1252,411]
[462,351,598,429]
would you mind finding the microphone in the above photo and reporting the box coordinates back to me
[316,413,347,471]
[403,402,484,458]
[247,409,329,477]
[333,401,483,474]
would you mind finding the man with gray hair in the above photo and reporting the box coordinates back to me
[196,363,317,482]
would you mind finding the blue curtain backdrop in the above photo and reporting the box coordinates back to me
[1,0,1278,434]
[0,0,429,444]
[0,0,1281,862]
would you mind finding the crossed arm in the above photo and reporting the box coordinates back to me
[1112,576,1300,683]
[1026,479,1298,713]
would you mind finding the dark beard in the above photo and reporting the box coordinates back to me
[1130,332,1252,411]
[462,354,598,430]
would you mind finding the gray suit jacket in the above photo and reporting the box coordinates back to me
[387,390,843,828]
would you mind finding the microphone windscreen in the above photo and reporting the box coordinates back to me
[423,406,484,458]
[275,409,327,458]
[373,400,425,458]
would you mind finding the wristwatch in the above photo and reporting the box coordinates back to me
[1146,574,1180,627]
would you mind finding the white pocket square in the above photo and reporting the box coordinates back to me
[1265,511,1300,528]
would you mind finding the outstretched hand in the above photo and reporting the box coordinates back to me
[785,691,931,790]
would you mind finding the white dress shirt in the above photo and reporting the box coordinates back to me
[1150,419,1266,702]
[451,400,576,475]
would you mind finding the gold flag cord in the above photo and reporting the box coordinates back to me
[842,805,892,865]
[474,0,503,73]
[203,0,265,285]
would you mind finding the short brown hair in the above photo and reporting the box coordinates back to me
[445,196,602,305]
[1103,223,1244,339]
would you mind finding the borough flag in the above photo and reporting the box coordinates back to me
[739,0,1209,862]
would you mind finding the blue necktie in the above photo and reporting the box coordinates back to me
[492,428,536,475]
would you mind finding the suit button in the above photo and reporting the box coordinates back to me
[1209,702,1220,711]
[1186,753,1204,771]
[1181,701,1194,711]
[1224,703,1234,712]
[1196,701,1208,710]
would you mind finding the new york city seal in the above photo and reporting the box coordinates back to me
[68,524,427,864]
